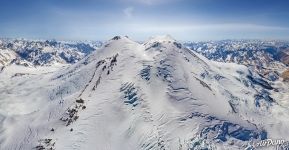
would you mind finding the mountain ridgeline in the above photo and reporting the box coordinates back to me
[0,36,288,150]
[0,39,102,68]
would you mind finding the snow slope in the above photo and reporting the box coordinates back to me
[0,36,289,150]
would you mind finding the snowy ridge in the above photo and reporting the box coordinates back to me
[184,40,289,82]
[0,36,289,150]
[0,39,102,68]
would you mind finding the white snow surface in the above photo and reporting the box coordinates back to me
[0,36,288,150]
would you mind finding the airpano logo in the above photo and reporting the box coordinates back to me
[250,139,289,149]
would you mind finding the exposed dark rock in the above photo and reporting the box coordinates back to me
[247,75,273,90]
[112,36,121,40]
[76,98,84,103]
[173,42,182,49]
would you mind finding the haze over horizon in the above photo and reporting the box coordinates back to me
[1,0,289,41]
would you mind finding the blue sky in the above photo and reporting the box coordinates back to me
[0,0,289,41]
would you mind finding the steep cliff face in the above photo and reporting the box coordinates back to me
[277,49,289,66]
[282,69,289,81]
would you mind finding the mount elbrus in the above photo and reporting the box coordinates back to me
[0,36,289,150]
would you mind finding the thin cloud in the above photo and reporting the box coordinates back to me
[123,7,134,18]
[124,23,289,32]
[122,0,180,5]
[118,23,289,40]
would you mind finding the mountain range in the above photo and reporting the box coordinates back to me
[0,36,289,150]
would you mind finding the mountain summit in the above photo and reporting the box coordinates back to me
[0,36,288,150]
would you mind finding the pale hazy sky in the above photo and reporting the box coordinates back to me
[0,0,289,41]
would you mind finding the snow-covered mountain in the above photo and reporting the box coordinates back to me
[184,40,289,82]
[0,39,102,70]
[0,36,289,150]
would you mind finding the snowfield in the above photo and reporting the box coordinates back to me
[0,35,289,150]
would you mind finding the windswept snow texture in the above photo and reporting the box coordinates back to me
[0,36,289,150]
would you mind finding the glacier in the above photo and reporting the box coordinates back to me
[0,36,289,150]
